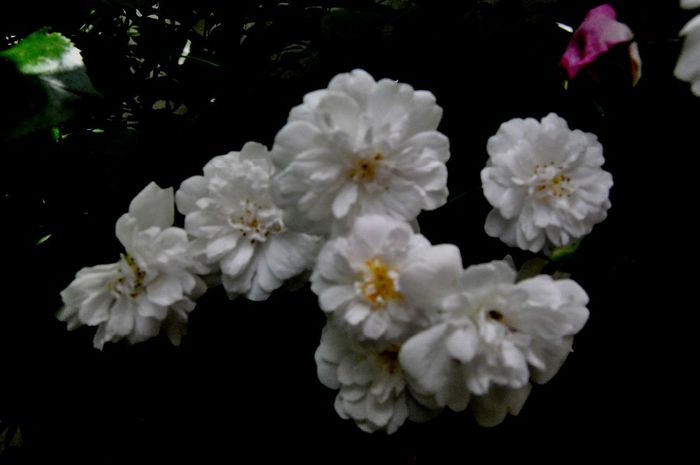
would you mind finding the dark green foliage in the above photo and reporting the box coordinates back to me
[0,31,99,140]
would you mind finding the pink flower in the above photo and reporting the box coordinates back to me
[561,4,635,80]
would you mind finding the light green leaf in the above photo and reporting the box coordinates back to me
[0,31,83,75]
[549,240,581,261]
[36,234,52,246]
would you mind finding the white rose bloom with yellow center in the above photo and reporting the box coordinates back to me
[311,214,434,341]
[315,323,441,434]
[58,183,206,349]
[271,69,450,235]
[176,142,321,301]
[481,113,613,252]
[398,249,589,425]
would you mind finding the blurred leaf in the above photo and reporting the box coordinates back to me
[377,0,416,9]
[0,31,99,141]
[1,68,99,140]
[36,233,52,245]
[0,420,23,454]
[556,21,574,33]
[549,240,581,261]
[552,271,571,280]
[0,31,82,75]
[515,257,549,282]
[182,55,220,68]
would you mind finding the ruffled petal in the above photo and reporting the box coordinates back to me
[127,182,175,230]
[147,275,184,307]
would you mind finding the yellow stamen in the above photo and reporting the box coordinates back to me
[362,257,402,308]
[348,153,383,182]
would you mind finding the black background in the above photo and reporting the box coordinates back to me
[0,0,693,462]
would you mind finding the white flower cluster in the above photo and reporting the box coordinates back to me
[59,69,612,434]
[59,142,322,347]
[311,215,589,432]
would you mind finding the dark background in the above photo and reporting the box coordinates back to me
[0,0,692,462]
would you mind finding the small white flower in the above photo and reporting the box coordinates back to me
[675,13,700,96]
[58,182,206,349]
[311,214,433,341]
[315,323,441,434]
[481,113,613,253]
[399,249,589,422]
[271,69,450,235]
[176,142,321,301]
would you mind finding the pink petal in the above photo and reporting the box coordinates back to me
[561,4,634,80]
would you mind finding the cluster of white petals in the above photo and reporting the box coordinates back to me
[315,324,440,434]
[482,113,613,252]
[271,69,450,235]
[58,183,206,349]
[176,142,321,300]
[398,250,589,425]
[675,0,700,96]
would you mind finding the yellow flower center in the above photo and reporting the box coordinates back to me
[361,257,402,308]
[230,199,284,244]
[533,162,572,198]
[108,254,146,299]
[348,152,383,182]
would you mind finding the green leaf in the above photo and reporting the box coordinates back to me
[515,258,549,282]
[0,31,83,75]
[549,240,581,261]
[0,420,23,453]
[552,271,572,280]
[36,233,52,246]
[0,31,99,141]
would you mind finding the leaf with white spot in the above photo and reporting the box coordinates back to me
[0,31,83,75]
[0,31,98,140]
